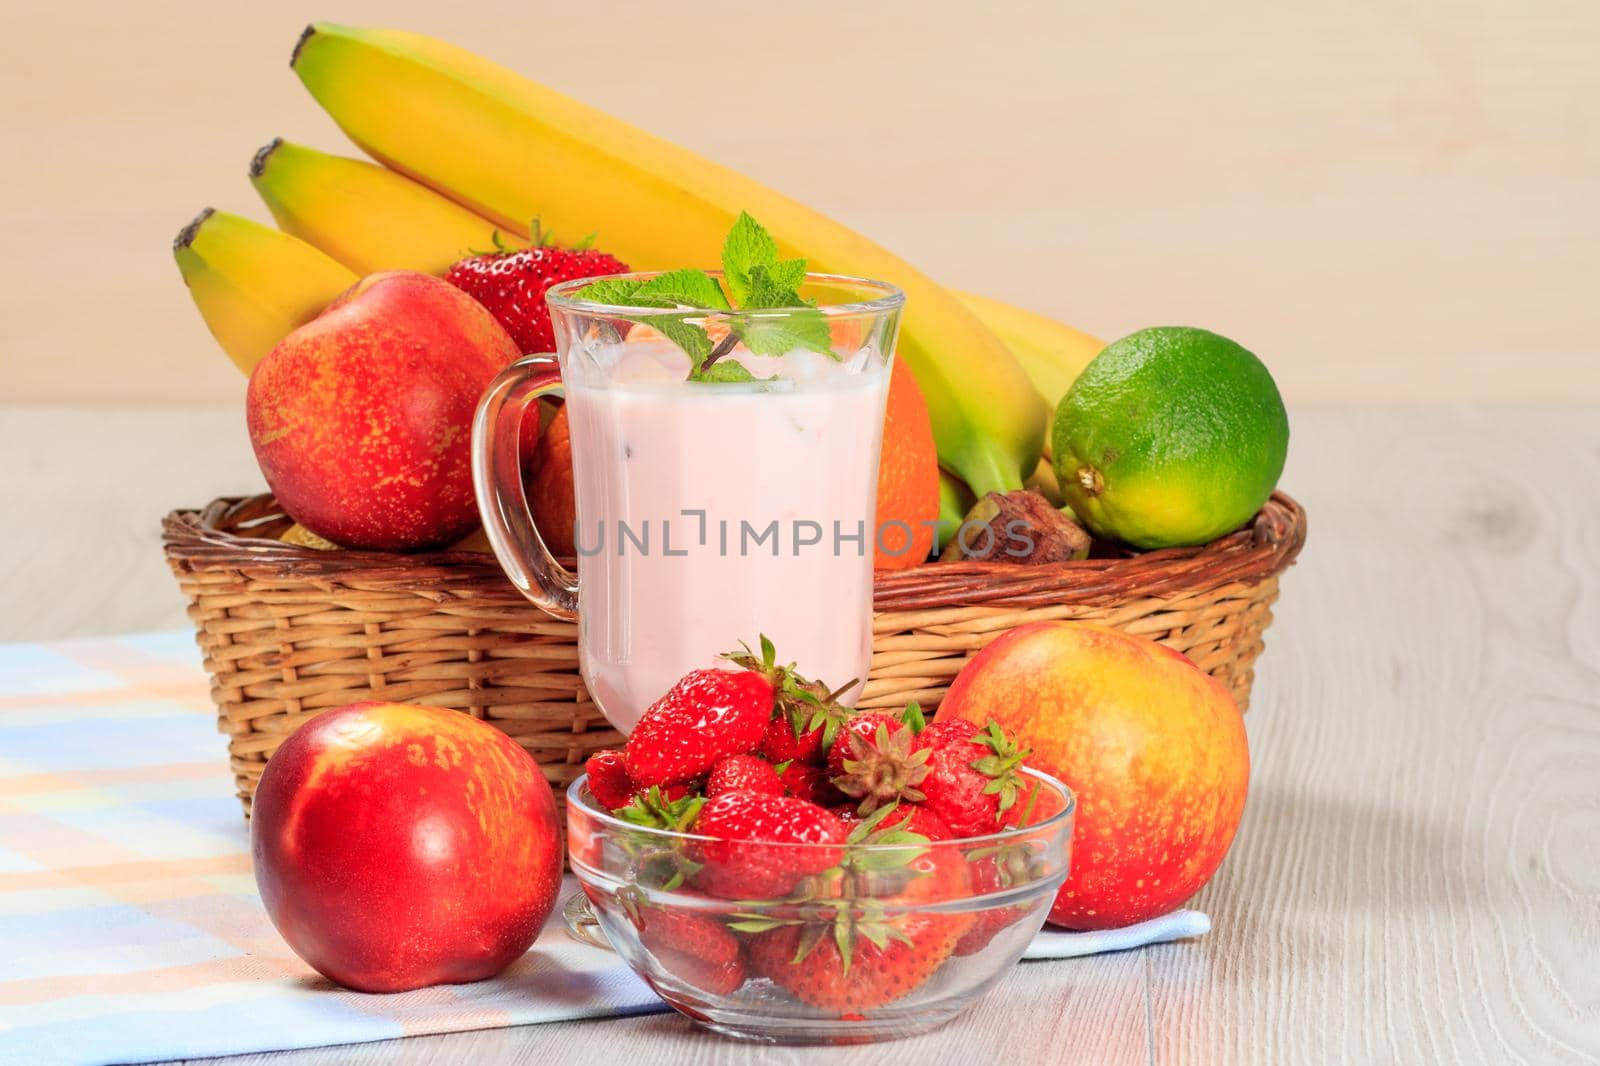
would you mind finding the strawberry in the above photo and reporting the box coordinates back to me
[443,230,629,355]
[950,860,1023,957]
[834,802,952,842]
[741,804,971,1009]
[757,678,853,766]
[632,779,703,804]
[628,901,746,996]
[624,669,774,787]
[917,718,1030,838]
[953,784,1056,956]
[780,762,845,807]
[584,749,634,810]
[707,754,785,798]
[690,792,848,899]
[826,704,931,814]
[612,786,707,890]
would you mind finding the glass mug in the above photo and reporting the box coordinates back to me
[471,273,904,734]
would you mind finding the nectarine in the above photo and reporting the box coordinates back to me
[939,621,1249,929]
[246,270,520,551]
[251,701,562,992]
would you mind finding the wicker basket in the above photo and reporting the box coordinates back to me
[163,492,1305,819]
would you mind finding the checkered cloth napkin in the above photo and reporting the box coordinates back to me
[0,631,1206,1066]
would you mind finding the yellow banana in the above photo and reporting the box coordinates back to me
[173,209,357,373]
[250,138,508,275]
[952,289,1104,411]
[252,144,1095,387]
[290,23,1046,496]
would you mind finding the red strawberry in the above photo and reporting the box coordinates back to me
[444,233,629,355]
[690,792,848,899]
[744,806,971,1009]
[834,802,952,842]
[954,777,1059,955]
[757,678,853,766]
[610,786,707,890]
[780,762,845,808]
[632,779,703,804]
[631,904,746,996]
[625,669,774,787]
[951,861,1024,956]
[758,711,827,765]
[584,749,634,810]
[707,754,785,798]
[918,718,1030,838]
[826,705,931,814]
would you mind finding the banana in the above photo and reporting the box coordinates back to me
[251,144,1098,387]
[173,209,357,373]
[951,289,1104,411]
[250,138,508,275]
[290,23,1047,496]
[935,472,977,551]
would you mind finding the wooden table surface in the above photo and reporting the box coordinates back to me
[3,404,1598,1064]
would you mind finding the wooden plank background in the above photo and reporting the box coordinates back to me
[2,0,1596,406]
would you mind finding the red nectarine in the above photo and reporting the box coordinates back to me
[251,701,562,992]
[246,270,520,551]
[939,621,1249,930]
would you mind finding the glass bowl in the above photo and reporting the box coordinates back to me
[565,768,1074,1044]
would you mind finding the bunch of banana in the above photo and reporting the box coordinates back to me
[173,209,355,373]
[175,22,1104,496]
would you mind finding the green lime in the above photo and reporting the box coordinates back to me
[1050,326,1287,549]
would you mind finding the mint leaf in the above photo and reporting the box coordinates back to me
[630,268,730,311]
[649,318,713,366]
[577,277,644,304]
[694,359,756,383]
[731,262,834,357]
[738,311,835,358]
[744,262,805,310]
[722,211,779,305]
[765,257,807,293]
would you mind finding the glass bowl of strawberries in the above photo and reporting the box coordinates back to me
[565,644,1075,1044]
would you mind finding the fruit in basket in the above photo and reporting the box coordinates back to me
[444,235,631,355]
[246,270,519,551]
[952,289,1104,408]
[940,490,1090,563]
[1052,326,1288,549]
[251,139,506,275]
[528,405,577,556]
[251,701,561,992]
[874,357,940,569]
[173,209,356,373]
[223,116,1098,426]
[938,621,1249,929]
[289,22,1046,496]
[278,523,341,550]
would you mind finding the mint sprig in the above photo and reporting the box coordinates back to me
[575,211,836,379]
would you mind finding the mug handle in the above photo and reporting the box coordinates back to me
[471,355,577,620]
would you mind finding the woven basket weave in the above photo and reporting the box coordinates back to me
[163,492,1305,819]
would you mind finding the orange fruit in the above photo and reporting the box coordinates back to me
[874,358,940,570]
[528,405,577,557]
